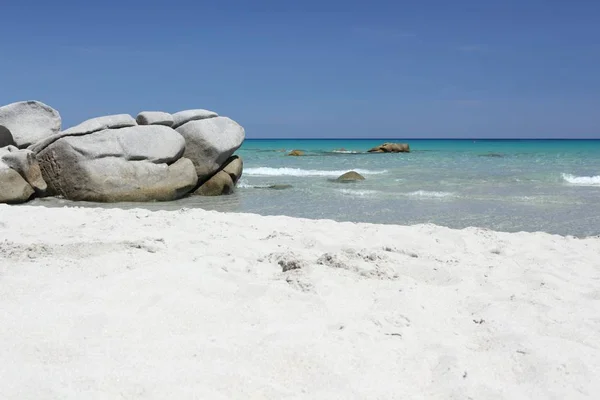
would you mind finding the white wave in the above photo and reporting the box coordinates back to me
[405,190,456,198]
[337,189,380,196]
[236,179,253,188]
[562,173,600,186]
[244,167,388,177]
[330,150,361,154]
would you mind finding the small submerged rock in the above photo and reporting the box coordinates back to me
[287,150,304,156]
[265,184,293,190]
[479,152,505,158]
[336,171,365,182]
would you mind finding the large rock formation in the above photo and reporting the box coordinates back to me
[0,101,245,203]
[368,143,410,153]
[37,125,197,202]
[175,117,245,181]
[0,101,61,148]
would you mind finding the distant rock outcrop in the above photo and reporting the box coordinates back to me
[368,143,410,153]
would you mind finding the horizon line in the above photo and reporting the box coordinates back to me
[245,137,600,140]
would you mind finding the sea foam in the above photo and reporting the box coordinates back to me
[405,190,456,198]
[562,173,600,186]
[244,167,388,177]
[337,189,380,196]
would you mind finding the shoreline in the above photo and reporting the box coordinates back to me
[1,204,599,398]
[20,198,600,239]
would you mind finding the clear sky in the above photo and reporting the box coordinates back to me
[1,0,599,138]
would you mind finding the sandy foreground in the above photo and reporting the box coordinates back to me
[1,204,599,399]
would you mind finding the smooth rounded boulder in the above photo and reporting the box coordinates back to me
[175,117,245,181]
[37,125,197,202]
[30,114,137,154]
[195,170,234,196]
[288,150,304,156]
[172,109,218,129]
[222,156,243,184]
[137,111,174,127]
[0,101,61,148]
[0,146,47,194]
[0,164,34,203]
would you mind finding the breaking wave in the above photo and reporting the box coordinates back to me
[562,173,600,186]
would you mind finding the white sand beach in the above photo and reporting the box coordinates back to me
[1,204,599,399]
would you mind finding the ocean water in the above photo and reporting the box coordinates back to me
[32,139,600,237]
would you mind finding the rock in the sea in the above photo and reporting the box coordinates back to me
[336,171,365,182]
[263,184,293,190]
[0,163,34,203]
[367,143,410,153]
[136,111,174,127]
[37,125,197,202]
[195,170,234,196]
[0,101,61,148]
[175,117,245,181]
[0,125,15,147]
[222,156,243,184]
[0,146,47,194]
[288,150,304,156]
[30,114,137,154]
[172,109,218,129]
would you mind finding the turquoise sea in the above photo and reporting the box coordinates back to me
[34,139,600,237]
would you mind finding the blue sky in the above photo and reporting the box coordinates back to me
[1,0,599,138]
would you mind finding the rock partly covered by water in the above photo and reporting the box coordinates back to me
[288,150,304,156]
[368,143,410,153]
[0,100,245,203]
[336,171,366,182]
[0,101,62,148]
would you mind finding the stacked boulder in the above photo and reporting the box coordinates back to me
[0,101,245,203]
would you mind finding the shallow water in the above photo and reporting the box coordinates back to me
[29,139,600,237]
